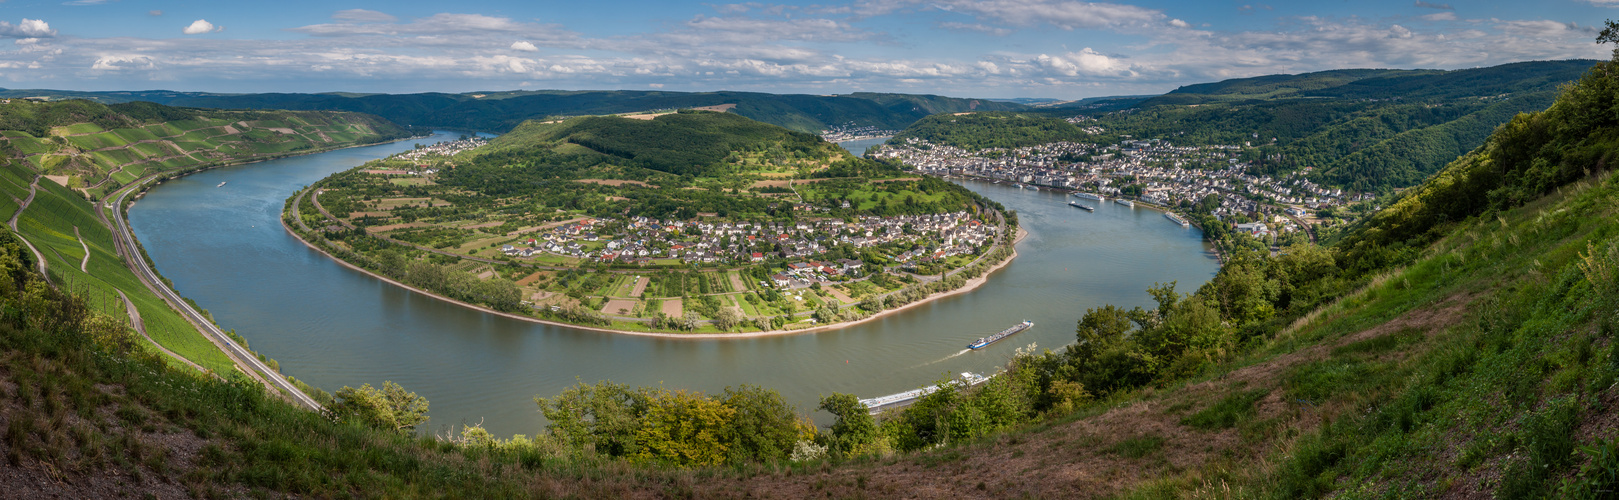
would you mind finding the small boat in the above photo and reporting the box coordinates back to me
[1068,201,1094,211]
[217,181,227,187]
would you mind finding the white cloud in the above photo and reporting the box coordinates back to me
[182,19,223,35]
[855,0,1169,31]
[292,13,532,37]
[1414,1,1453,9]
[91,54,157,71]
[1420,12,1457,22]
[333,9,397,23]
[1585,0,1619,6]
[149,10,164,17]
[0,19,55,38]
[0,8,1601,98]
[939,22,1013,36]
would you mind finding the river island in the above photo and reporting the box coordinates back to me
[282,110,1020,336]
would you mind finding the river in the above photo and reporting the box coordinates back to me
[127,131,1218,436]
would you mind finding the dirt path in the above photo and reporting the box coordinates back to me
[9,176,49,282]
[74,226,88,272]
[727,272,746,292]
[117,289,208,374]
[8,175,37,230]
[629,276,650,297]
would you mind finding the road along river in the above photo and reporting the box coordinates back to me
[128,131,1218,436]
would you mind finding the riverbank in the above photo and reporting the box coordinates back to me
[281,208,1027,339]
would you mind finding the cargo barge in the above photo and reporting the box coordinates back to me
[968,320,1034,349]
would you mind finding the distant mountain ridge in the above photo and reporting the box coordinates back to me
[0,88,1025,135]
[1143,59,1598,106]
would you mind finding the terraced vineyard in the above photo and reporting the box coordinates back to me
[0,99,405,200]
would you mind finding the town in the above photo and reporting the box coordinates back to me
[390,135,489,162]
[870,134,1377,238]
[819,122,900,142]
[501,211,997,285]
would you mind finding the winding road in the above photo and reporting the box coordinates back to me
[116,289,209,374]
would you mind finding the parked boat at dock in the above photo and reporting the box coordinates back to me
[1116,199,1135,208]
[1165,212,1190,227]
[1072,192,1106,202]
[860,372,990,414]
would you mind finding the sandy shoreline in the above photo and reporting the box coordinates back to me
[282,212,1028,340]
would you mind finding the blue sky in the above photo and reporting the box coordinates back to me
[0,0,1611,98]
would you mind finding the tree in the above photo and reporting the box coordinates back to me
[721,385,807,463]
[860,294,885,313]
[814,305,840,323]
[818,393,876,455]
[330,381,430,434]
[714,307,741,331]
[635,389,734,466]
[1602,19,1619,61]
[536,380,649,457]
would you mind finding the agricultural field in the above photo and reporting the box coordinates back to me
[290,111,1014,333]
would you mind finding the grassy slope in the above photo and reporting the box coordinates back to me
[12,171,237,374]
[0,101,407,377]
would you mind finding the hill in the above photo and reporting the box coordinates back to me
[474,110,832,177]
[0,89,1025,135]
[0,99,408,200]
[890,111,1097,150]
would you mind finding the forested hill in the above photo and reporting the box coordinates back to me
[472,110,840,177]
[889,59,1598,192]
[891,112,1097,151]
[1141,59,1596,105]
[0,89,1024,135]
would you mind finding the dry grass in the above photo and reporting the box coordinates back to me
[660,298,683,317]
[601,299,638,316]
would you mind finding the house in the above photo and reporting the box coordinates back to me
[770,274,791,287]
[750,252,765,262]
[1234,222,1269,235]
